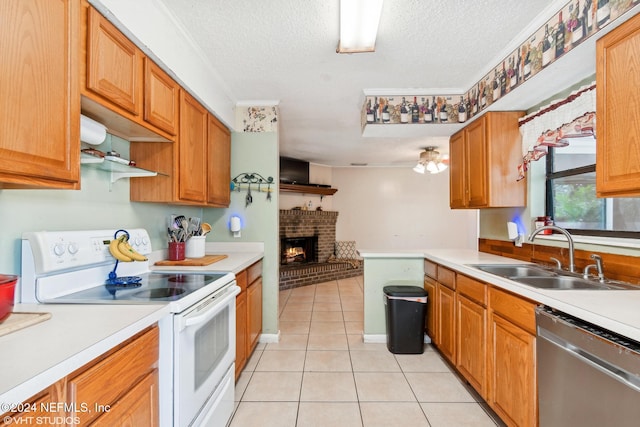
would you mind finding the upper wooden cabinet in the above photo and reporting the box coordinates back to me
[144,58,179,136]
[81,2,174,142]
[0,0,80,189]
[207,114,232,206]
[449,112,525,209]
[596,13,640,197]
[179,90,209,203]
[85,6,141,116]
[130,92,231,207]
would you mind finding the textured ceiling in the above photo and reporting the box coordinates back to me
[157,0,573,167]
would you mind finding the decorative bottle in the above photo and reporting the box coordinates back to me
[597,0,610,29]
[366,100,374,123]
[457,96,467,123]
[439,99,448,123]
[556,11,566,59]
[423,97,433,123]
[400,97,409,123]
[411,96,420,123]
[542,24,554,67]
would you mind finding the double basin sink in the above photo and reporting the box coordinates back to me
[470,264,639,290]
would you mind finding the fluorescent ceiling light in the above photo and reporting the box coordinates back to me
[337,0,384,53]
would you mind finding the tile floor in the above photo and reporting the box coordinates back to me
[230,276,501,427]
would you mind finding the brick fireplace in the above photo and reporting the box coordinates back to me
[279,209,362,290]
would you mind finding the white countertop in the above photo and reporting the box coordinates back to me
[0,303,169,406]
[360,249,640,342]
[1,242,263,408]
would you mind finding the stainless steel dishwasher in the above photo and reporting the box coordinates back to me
[536,306,640,426]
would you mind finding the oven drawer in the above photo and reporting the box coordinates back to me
[68,326,159,426]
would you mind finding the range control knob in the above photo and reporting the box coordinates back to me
[53,243,66,257]
[68,242,79,255]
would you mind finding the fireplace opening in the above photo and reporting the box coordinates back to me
[281,236,318,265]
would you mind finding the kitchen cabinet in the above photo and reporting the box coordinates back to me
[130,92,231,207]
[455,275,487,397]
[423,274,438,343]
[178,90,209,203]
[435,266,456,364]
[0,0,80,189]
[0,381,67,426]
[80,2,175,142]
[0,326,159,426]
[596,13,640,197]
[235,260,263,380]
[488,287,537,427]
[449,111,525,208]
[144,58,179,136]
[84,6,141,116]
[207,114,232,206]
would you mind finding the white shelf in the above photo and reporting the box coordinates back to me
[81,153,158,183]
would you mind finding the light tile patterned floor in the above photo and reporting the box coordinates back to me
[230,276,501,427]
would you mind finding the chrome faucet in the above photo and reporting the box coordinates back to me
[528,225,576,273]
[584,254,605,282]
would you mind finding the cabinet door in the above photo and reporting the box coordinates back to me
[449,130,467,208]
[247,278,263,354]
[489,314,536,427]
[144,58,178,136]
[0,0,80,189]
[436,283,456,363]
[207,114,231,207]
[423,276,438,344]
[235,291,248,380]
[179,91,208,203]
[90,370,159,427]
[86,7,140,115]
[596,13,640,197]
[0,380,67,426]
[466,117,489,207]
[456,295,486,397]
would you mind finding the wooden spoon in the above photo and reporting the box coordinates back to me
[201,222,212,236]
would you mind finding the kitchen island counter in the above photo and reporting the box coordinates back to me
[0,303,169,409]
[360,249,640,342]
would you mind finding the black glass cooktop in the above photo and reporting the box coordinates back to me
[46,273,228,303]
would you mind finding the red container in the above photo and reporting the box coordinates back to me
[0,275,18,322]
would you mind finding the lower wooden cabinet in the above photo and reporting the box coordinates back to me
[235,260,263,380]
[436,283,456,364]
[0,326,159,427]
[425,259,538,427]
[456,294,486,396]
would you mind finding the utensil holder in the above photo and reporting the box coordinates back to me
[168,242,186,261]
[185,236,206,258]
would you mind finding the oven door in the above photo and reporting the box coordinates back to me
[173,282,240,427]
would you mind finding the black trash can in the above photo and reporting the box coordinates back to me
[383,283,428,354]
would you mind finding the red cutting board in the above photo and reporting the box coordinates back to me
[154,254,228,266]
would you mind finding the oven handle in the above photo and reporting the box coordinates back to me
[180,284,240,330]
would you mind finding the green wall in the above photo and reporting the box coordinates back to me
[204,131,279,335]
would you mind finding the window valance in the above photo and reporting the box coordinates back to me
[517,83,596,181]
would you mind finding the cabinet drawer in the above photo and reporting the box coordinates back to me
[489,287,536,335]
[437,266,456,289]
[236,269,248,293]
[68,326,159,425]
[457,275,487,306]
[247,260,263,284]
[424,259,437,279]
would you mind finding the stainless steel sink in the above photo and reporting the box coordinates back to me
[514,276,616,290]
[469,264,640,290]
[471,264,556,278]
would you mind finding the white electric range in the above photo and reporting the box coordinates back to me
[20,228,239,427]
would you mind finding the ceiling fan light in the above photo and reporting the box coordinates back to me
[337,0,384,53]
[426,161,438,173]
[413,163,425,174]
[437,162,448,172]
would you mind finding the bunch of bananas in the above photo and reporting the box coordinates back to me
[109,234,148,262]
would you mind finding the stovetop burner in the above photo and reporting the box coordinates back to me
[134,287,186,299]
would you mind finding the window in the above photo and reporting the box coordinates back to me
[546,136,640,237]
